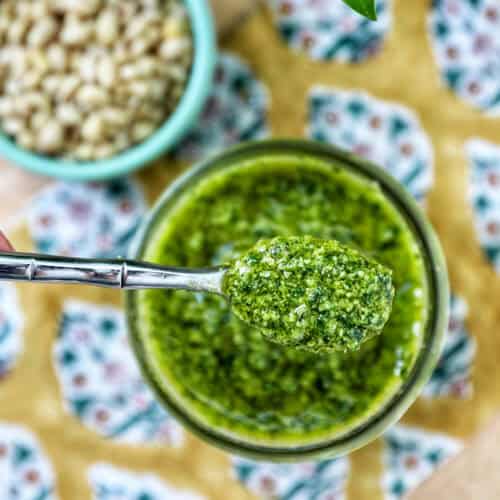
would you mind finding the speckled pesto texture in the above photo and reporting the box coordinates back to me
[138,155,427,444]
[223,236,394,352]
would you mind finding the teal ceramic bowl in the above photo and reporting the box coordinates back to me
[0,0,216,181]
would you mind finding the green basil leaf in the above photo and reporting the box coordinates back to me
[342,0,377,20]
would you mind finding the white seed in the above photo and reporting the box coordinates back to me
[101,107,128,127]
[60,16,93,45]
[73,143,95,160]
[14,92,46,116]
[37,120,64,152]
[2,117,25,135]
[21,71,43,90]
[159,37,191,60]
[47,44,67,72]
[8,19,30,44]
[15,2,32,19]
[56,102,81,125]
[59,75,80,100]
[17,130,35,150]
[64,0,101,16]
[76,84,108,109]
[94,143,115,159]
[5,79,22,96]
[132,121,155,142]
[113,42,128,64]
[78,55,97,83]
[162,17,185,39]
[164,64,186,82]
[27,49,50,75]
[119,64,138,81]
[42,74,62,95]
[128,80,150,99]
[149,79,167,99]
[25,92,50,111]
[114,132,130,152]
[27,17,57,47]
[81,115,103,142]
[0,97,15,116]
[125,16,149,39]
[30,111,50,131]
[135,57,157,77]
[96,57,116,88]
[96,8,119,45]
[31,0,50,18]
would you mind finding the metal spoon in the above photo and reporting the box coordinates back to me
[0,252,226,294]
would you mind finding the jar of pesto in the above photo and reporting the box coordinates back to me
[126,139,449,460]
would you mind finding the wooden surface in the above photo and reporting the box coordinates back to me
[409,416,500,500]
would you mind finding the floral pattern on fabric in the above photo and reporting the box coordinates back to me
[174,53,270,162]
[53,300,183,446]
[88,463,204,500]
[467,138,500,271]
[0,423,57,500]
[308,87,434,201]
[0,283,23,379]
[423,294,476,399]
[429,0,500,115]
[232,456,349,499]
[382,425,462,500]
[267,0,391,62]
[28,180,146,258]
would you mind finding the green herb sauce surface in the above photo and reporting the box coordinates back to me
[223,236,394,352]
[138,155,427,444]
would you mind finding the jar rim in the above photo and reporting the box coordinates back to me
[126,139,449,461]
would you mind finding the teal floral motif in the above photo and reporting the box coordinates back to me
[28,180,146,258]
[308,87,434,201]
[423,294,476,399]
[88,463,204,500]
[429,0,500,115]
[233,456,349,499]
[174,53,270,162]
[267,0,391,62]
[467,139,500,271]
[0,423,57,500]
[0,283,23,379]
[382,425,461,500]
[53,301,183,446]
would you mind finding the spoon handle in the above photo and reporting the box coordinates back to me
[0,252,225,294]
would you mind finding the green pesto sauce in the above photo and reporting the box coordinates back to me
[223,236,395,353]
[139,154,427,444]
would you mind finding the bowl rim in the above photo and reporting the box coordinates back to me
[0,0,217,181]
[126,139,449,461]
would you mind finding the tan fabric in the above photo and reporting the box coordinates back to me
[2,1,500,498]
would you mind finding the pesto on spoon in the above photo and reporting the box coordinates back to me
[223,236,395,353]
[0,236,393,353]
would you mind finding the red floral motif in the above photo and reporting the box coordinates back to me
[370,116,382,129]
[404,455,419,470]
[486,221,500,235]
[95,409,110,423]
[25,469,40,483]
[259,475,277,494]
[73,374,86,387]
[487,172,500,186]
[279,1,293,15]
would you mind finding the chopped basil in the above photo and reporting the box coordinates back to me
[140,154,426,443]
[224,236,394,352]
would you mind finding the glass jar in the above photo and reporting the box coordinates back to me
[126,139,449,461]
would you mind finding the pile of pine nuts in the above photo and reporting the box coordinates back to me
[0,0,192,160]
